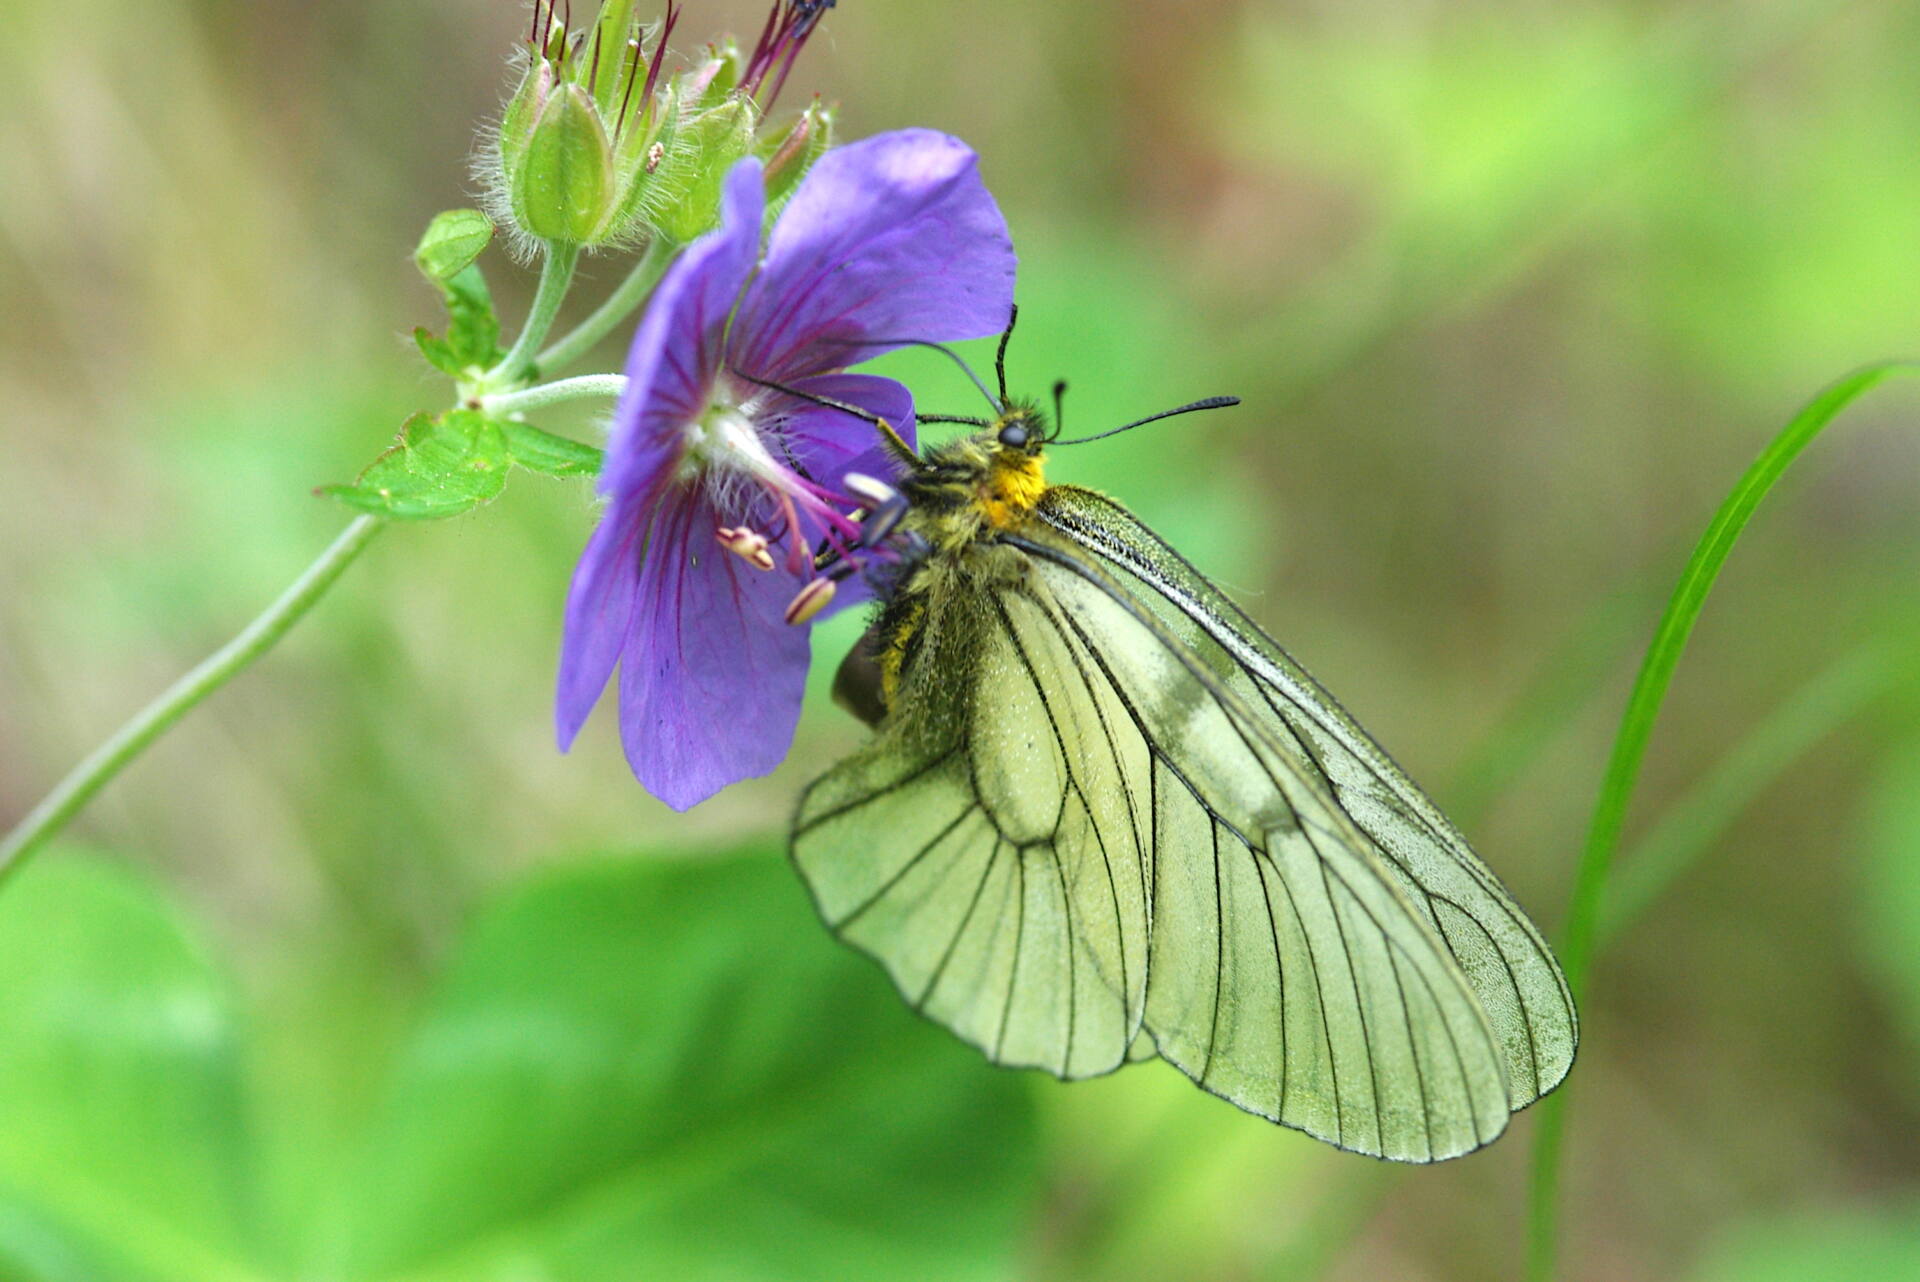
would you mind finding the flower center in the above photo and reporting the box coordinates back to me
[684,399,780,480]
[679,394,860,577]
[667,392,926,615]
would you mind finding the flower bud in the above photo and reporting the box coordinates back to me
[656,97,757,244]
[516,84,615,243]
[489,2,685,250]
[585,0,643,111]
[680,40,741,111]
[758,98,833,209]
[487,3,842,250]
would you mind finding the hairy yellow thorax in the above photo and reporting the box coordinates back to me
[979,447,1047,529]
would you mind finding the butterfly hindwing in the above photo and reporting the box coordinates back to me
[794,575,1150,1082]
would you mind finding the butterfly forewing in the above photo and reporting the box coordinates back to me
[1011,541,1512,1158]
[1032,485,1578,1112]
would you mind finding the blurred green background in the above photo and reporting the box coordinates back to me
[4,1,1920,1278]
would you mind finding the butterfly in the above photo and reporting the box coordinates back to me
[782,317,1576,1161]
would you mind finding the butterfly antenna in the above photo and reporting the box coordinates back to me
[917,413,993,427]
[1051,395,1241,447]
[994,305,1017,405]
[820,336,1000,412]
[729,365,919,465]
[1050,380,1068,441]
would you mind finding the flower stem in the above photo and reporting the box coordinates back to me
[490,240,582,386]
[0,515,386,886]
[481,374,628,417]
[538,237,673,374]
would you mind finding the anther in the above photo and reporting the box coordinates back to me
[863,509,904,549]
[841,472,898,510]
[784,576,837,626]
[716,525,775,571]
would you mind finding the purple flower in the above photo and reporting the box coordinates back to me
[556,129,1016,810]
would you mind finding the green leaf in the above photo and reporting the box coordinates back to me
[427,263,506,377]
[410,327,463,379]
[0,855,256,1282]
[415,256,505,380]
[413,210,494,284]
[501,420,604,477]
[0,850,1038,1282]
[322,410,510,520]
[332,853,1038,1282]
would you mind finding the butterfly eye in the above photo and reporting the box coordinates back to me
[997,422,1030,449]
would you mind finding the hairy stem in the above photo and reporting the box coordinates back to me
[482,374,628,417]
[490,240,582,385]
[538,237,673,374]
[0,516,386,885]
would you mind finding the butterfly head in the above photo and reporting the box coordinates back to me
[976,401,1049,529]
[989,400,1048,456]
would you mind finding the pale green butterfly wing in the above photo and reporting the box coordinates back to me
[1001,537,1514,1158]
[793,568,1151,1082]
[1032,484,1578,1114]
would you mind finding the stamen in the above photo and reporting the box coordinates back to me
[785,575,837,626]
[740,1,836,106]
[716,525,775,572]
[842,472,898,510]
[858,500,905,549]
[641,0,680,105]
[772,488,810,573]
[615,39,642,141]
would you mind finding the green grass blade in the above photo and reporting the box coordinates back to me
[1526,360,1920,1282]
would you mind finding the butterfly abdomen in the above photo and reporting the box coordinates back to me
[844,430,1052,724]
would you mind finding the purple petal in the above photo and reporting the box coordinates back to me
[615,487,812,811]
[555,487,651,751]
[730,130,1016,383]
[602,161,766,497]
[767,373,918,493]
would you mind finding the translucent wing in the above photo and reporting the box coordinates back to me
[793,569,1153,1084]
[1007,540,1518,1158]
[1032,485,1578,1114]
